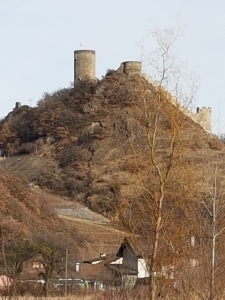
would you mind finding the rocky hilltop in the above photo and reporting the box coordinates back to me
[0,72,222,211]
[0,71,225,290]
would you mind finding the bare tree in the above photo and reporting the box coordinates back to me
[194,152,225,300]
[1,227,9,294]
[118,28,198,300]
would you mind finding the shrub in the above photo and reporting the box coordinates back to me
[17,143,37,155]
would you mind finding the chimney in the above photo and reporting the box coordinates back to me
[100,253,106,258]
[75,262,80,272]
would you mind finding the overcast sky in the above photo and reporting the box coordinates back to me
[0,0,224,134]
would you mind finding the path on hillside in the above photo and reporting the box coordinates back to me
[55,204,128,235]
[55,205,110,224]
[32,189,128,235]
[57,213,127,235]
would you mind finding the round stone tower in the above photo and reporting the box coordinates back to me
[74,50,95,83]
[119,61,142,76]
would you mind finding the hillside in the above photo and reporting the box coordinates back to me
[1,71,225,286]
[0,169,126,277]
[0,73,222,209]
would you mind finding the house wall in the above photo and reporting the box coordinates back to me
[0,275,12,290]
[123,248,138,272]
[21,253,45,276]
[122,274,137,288]
[137,259,149,278]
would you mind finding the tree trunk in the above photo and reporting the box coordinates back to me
[149,192,164,300]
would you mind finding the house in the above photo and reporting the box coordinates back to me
[19,251,122,290]
[116,237,150,277]
[0,275,13,290]
[112,236,201,289]
[20,253,45,280]
[51,253,121,291]
[106,237,150,287]
[70,253,122,289]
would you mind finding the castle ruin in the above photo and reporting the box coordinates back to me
[195,107,211,133]
[74,49,211,133]
[74,50,95,82]
[183,106,211,133]
[117,61,142,76]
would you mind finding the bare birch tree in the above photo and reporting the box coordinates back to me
[119,28,198,300]
[194,151,225,300]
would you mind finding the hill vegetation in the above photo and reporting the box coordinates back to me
[0,72,222,213]
[1,70,225,298]
[0,72,223,225]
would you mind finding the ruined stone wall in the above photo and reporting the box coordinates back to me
[118,61,142,76]
[195,107,211,133]
[182,107,211,133]
[142,73,212,133]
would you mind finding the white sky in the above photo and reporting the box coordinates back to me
[0,0,224,134]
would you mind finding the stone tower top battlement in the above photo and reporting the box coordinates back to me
[196,107,211,113]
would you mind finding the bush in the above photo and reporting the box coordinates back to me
[65,177,87,196]
[59,145,91,168]
[59,145,80,167]
[17,143,37,155]
[208,138,222,150]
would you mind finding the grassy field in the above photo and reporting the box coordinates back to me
[0,290,203,300]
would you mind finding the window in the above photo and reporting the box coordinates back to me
[32,262,44,269]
